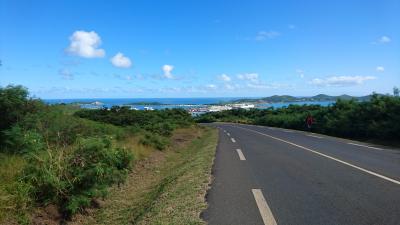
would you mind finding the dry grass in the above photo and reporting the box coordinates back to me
[137,126,217,225]
[117,135,154,160]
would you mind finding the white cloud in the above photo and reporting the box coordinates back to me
[206,84,217,89]
[288,24,296,29]
[379,36,391,44]
[237,73,259,83]
[376,66,385,72]
[218,73,231,82]
[255,31,280,41]
[111,52,132,68]
[66,30,105,58]
[296,69,305,78]
[162,64,174,79]
[58,68,74,80]
[310,76,376,87]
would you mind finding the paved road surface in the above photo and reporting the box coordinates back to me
[202,123,400,225]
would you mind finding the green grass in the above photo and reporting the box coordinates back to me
[71,126,218,225]
[0,153,29,224]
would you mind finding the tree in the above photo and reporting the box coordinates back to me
[0,85,43,144]
[0,85,30,131]
[394,86,399,97]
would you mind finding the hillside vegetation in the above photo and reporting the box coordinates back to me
[0,85,196,224]
[197,93,400,143]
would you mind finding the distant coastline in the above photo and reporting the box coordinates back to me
[42,94,379,112]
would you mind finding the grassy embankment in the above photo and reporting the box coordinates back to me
[70,126,217,225]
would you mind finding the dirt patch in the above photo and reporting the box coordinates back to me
[171,126,202,149]
[31,204,62,225]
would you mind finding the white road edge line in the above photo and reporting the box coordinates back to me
[233,125,400,185]
[236,149,246,160]
[231,138,236,143]
[307,134,323,139]
[348,142,383,151]
[252,189,277,225]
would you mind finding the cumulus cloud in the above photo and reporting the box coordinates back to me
[162,64,174,79]
[255,31,280,41]
[310,76,376,87]
[237,73,259,83]
[218,73,231,82]
[58,68,74,80]
[111,52,132,68]
[379,36,391,44]
[66,30,105,58]
[376,66,385,72]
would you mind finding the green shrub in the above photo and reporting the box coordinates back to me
[19,108,124,147]
[3,126,45,154]
[74,107,194,137]
[21,136,134,217]
[139,132,169,150]
[0,85,44,144]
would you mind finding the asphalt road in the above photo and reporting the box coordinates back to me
[202,123,400,225]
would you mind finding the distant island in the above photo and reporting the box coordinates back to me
[230,94,379,104]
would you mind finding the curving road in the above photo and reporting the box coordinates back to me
[202,123,400,225]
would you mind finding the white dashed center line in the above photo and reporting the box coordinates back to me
[236,149,246,160]
[252,189,277,225]
[231,138,236,143]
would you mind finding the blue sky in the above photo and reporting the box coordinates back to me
[1,0,399,99]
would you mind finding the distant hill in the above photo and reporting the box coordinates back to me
[231,94,378,103]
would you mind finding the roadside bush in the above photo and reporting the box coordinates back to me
[195,114,216,123]
[19,108,124,147]
[3,126,45,154]
[0,85,44,144]
[139,132,169,150]
[22,136,134,217]
[74,107,194,137]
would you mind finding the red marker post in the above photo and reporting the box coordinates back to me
[306,115,314,130]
